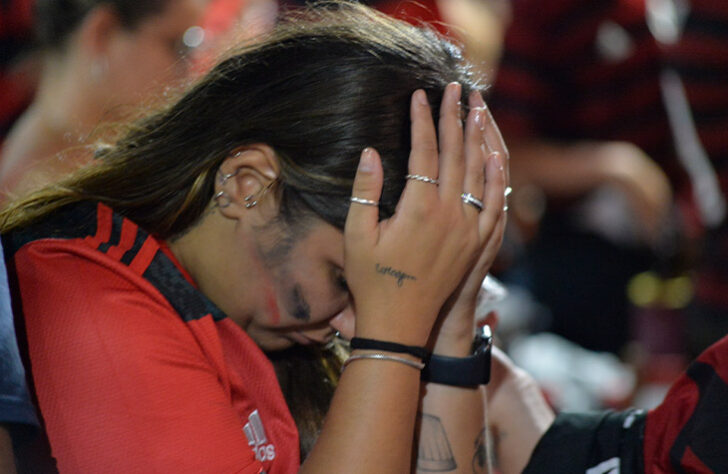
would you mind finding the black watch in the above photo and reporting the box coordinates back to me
[420,325,493,387]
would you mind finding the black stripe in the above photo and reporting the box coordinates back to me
[96,212,124,253]
[142,251,226,322]
[669,361,728,471]
[119,227,147,265]
[2,202,98,257]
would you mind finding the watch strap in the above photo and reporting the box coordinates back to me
[420,326,493,387]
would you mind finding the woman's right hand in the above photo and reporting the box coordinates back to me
[344,82,507,346]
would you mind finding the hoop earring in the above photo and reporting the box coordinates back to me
[244,180,277,209]
[214,190,232,208]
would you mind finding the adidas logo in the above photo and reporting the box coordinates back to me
[243,410,276,462]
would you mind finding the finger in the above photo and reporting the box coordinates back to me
[461,91,487,215]
[478,150,506,238]
[472,92,510,187]
[437,82,465,198]
[407,89,439,184]
[345,147,383,245]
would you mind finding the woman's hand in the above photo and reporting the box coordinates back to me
[430,93,509,355]
[344,83,505,346]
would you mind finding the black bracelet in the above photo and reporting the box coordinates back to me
[349,337,429,360]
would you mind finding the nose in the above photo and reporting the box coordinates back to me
[329,306,355,341]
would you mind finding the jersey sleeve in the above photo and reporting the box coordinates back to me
[643,335,728,472]
[15,241,263,474]
[522,409,646,474]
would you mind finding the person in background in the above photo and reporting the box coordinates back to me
[487,333,728,473]
[0,0,207,198]
[489,0,728,357]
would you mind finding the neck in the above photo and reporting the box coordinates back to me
[167,208,258,330]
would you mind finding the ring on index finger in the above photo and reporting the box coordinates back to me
[461,193,484,212]
[405,174,439,185]
[350,196,379,206]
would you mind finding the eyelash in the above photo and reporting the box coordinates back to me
[336,273,349,292]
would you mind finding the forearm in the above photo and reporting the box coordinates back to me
[509,140,635,198]
[416,330,488,474]
[301,353,422,473]
[488,371,554,474]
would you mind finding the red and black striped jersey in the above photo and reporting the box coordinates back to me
[3,201,300,473]
[523,334,728,472]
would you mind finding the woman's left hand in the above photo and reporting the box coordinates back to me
[429,92,509,355]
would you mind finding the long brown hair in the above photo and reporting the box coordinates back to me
[1,1,482,458]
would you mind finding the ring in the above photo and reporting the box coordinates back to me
[350,196,379,206]
[461,193,484,212]
[405,174,439,185]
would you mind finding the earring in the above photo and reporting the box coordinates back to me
[244,194,257,208]
[214,190,232,208]
[243,180,277,209]
[218,168,240,186]
[90,58,109,83]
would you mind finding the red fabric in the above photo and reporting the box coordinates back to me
[374,0,449,36]
[0,0,36,140]
[11,204,300,473]
[643,334,728,472]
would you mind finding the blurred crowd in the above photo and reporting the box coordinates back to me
[1,0,727,470]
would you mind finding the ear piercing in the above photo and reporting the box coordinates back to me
[214,190,232,208]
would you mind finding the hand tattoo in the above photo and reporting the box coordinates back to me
[375,263,416,287]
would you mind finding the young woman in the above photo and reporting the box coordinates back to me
[1,3,508,472]
[0,0,207,197]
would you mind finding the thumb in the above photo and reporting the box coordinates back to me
[345,147,383,244]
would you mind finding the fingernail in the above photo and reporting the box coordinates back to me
[415,89,428,107]
[475,107,485,131]
[359,147,374,172]
[448,82,461,102]
[472,90,486,109]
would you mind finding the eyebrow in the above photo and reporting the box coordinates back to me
[289,284,311,322]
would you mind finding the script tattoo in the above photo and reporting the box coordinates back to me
[415,413,457,472]
[472,428,487,474]
[374,263,417,287]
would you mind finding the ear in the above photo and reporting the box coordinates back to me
[214,144,281,220]
[76,5,120,57]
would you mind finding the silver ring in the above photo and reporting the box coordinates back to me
[461,193,484,212]
[405,174,439,185]
[350,196,379,206]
